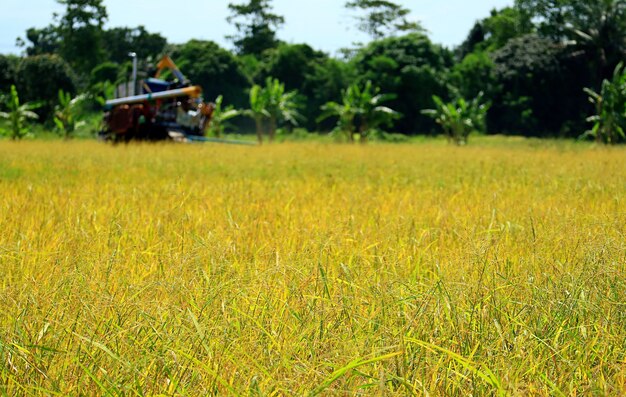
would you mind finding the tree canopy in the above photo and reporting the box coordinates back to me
[227,0,285,56]
[345,0,422,39]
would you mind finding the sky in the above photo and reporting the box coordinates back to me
[1,0,514,56]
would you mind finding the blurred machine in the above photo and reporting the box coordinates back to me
[99,56,215,142]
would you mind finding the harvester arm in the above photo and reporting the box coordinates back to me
[105,86,202,107]
[155,55,187,83]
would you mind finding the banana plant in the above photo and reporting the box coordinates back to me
[0,85,41,140]
[319,81,399,143]
[207,95,240,138]
[422,92,490,145]
[263,78,302,142]
[582,63,626,144]
[243,84,270,144]
[318,98,357,142]
[244,78,302,144]
[354,81,400,143]
[54,89,87,140]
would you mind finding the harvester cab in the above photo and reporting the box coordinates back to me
[99,55,215,142]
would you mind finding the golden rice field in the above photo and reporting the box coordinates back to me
[0,139,625,396]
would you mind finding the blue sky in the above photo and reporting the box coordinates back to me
[1,0,513,55]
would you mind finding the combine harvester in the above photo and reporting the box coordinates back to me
[100,55,251,144]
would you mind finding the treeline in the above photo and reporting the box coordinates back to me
[1,0,625,143]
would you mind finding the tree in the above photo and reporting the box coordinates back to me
[20,0,108,76]
[207,95,240,138]
[53,89,88,139]
[352,33,451,134]
[0,85,41,140]
[102,26,167,64]
[260,44,326,89]
[0,55,19,90]
[516,0,626,84]
[489,33,592,136]
[227,0,285,56]
[55,0,108,75]
[306,58,356,132]
[457,7,529,59]
[16,55,77,121]
[259,43,329,130]
[457,22,487,60]
[319,81,399,143]
[170,40,251,108]
[345,0,422,39]
[449,51,495,100]
[583,63,626,144]
[421,92,490,145]
[19,26,60,56]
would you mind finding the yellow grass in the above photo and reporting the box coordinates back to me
[0,140,625,395]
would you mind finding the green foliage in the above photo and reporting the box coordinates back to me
[207,95,240,138]
[352,33,451,134]
[450,51,495,99]
[92,81,115,108]
[307,58,355,117]
[6,0,624,140]
[54,89,88,140]
[583,63,626,144]
[259,43,329,130]
[170,40,251,108]
[102,26,166,64]
[319,81,399,143]
[16,54,77,121]
[244,84,270,143]
[516,0,626,82]
[457,7,529,58]
[516,0,625,40]
[0,55,19,90]
[260,49,350,132]
[490,34,582,135]
[90,62,120,86]
[345,0,422,39]
[227,0,285,56]
[19,25,60,56]
[243,78,301,143]
[421,92,490,145]
[260,44,326,89]
[264,77,302,140]
[0,85,41,140]
[55,0,108,75]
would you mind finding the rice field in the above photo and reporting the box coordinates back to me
[0,139,625,396]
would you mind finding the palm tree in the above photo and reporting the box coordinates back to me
[207,95,240,138]
[54,89,87,140]
[421,92,490,145]
[0,85,41,140]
